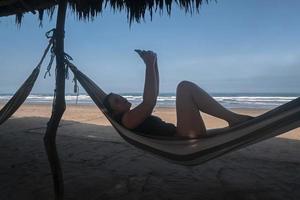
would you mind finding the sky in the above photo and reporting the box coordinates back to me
[0,0,300,94]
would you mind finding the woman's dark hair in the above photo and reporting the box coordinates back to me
[103,93,125,123]
[103,93,114,114]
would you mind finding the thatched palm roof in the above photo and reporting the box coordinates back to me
[0,0,208,24]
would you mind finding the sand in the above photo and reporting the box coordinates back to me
[0,103,300,200]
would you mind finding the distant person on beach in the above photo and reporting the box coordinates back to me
[103,50,253,138]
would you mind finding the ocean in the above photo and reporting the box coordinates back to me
[0,93,299,109]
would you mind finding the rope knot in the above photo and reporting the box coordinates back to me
[45,28,56,39]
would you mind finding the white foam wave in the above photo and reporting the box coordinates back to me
[0,94,298,109]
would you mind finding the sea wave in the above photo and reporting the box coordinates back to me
[0,93,298,109]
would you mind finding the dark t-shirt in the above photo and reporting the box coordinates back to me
[116,114,177,137]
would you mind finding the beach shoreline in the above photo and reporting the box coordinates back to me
[1,102,271,128]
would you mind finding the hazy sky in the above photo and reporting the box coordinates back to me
[0,0,299,94]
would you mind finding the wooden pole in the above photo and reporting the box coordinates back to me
[44,0,67,199]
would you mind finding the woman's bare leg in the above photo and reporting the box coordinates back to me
[176,81,253,138]
[176,81,207,138]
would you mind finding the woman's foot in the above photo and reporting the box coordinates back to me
[228,114,255,127]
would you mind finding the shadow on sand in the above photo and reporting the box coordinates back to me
[0,117,300,200]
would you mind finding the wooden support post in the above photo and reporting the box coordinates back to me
[43,0,67,200]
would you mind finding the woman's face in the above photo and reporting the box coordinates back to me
[108,93,132,115]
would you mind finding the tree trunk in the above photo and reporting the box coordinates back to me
[43,0,67,199]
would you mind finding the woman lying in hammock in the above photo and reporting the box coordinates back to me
[103,50,254,138]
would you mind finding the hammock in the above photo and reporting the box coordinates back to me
[0,39,53,126]
[68,62,300,166]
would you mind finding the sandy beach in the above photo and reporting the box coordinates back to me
[0,103,300,200]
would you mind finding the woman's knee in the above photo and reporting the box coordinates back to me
[177,80,195,93]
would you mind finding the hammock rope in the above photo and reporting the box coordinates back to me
[44,29,56,79]
[0,31,55,125]
[64,53,80,103]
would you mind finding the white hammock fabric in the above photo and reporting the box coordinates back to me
[0,39,53,126]
[68,62,300,166]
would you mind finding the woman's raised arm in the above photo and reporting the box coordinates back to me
[142,51,158,106]
[121,50,158,129]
